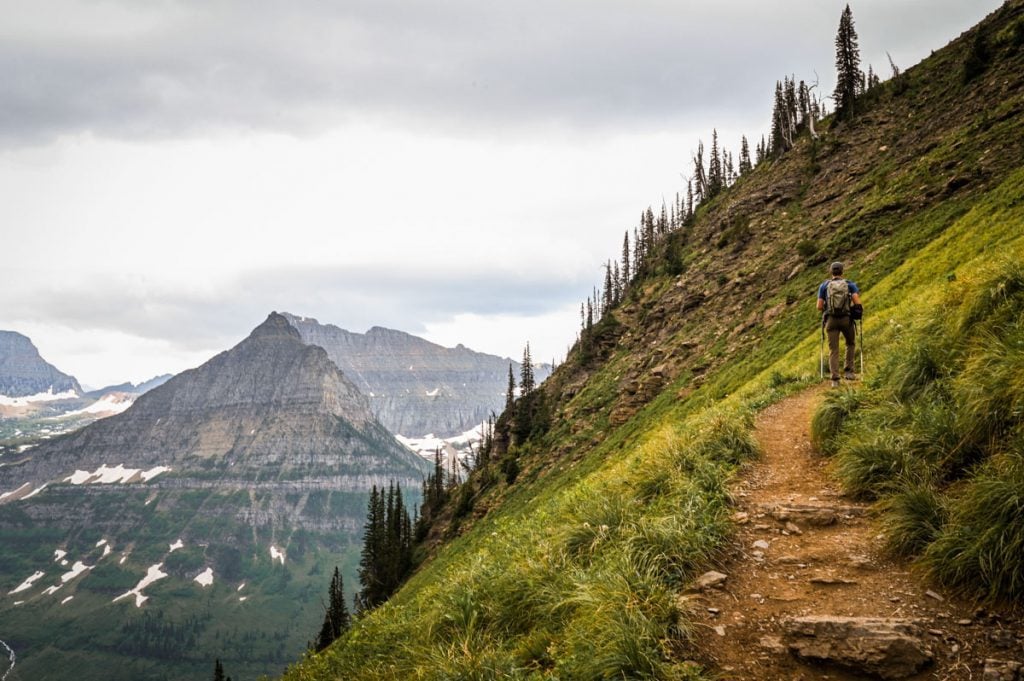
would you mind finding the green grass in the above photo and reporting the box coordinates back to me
[814,255,1024,600]
[279,14,1024,676]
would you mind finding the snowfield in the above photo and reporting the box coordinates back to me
[114,563,167,607]
[194,568,214,587]
[64,464,171,485]
[0,388,78,406]
[8,571,45,595]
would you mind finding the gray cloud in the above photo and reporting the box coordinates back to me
[1,0,1003,146]
[0,264,587,353]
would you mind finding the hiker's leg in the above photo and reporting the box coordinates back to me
[841,319,856,373]
[826,320,841,379]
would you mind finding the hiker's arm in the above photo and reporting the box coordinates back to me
[852,292,861,306]
[816,297,824,311]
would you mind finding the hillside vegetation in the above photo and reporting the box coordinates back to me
[283,3,1024,679]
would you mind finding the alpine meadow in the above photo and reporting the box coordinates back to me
[281,2,1024,680]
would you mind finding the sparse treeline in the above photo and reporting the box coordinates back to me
[575,4,899,356]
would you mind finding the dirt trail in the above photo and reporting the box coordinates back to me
[687,388,1022,680]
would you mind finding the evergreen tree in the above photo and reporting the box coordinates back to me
[213,659,225,681]
[770,81,787,156]
[315,567,350,652]
[739,135,753,175]
[602,262,614,311]
[692,141,707,202]
[833,4,861,121]
[621,231,631,287]
[520,343,535,396]
[505,363,515,412]
[357,486,385,609]
[708,130,723,197]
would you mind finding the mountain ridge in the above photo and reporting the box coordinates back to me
[282,312,551,437]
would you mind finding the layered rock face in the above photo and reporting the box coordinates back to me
[0,330,81,397]
[0,312,429,519]
[282,313,550,437]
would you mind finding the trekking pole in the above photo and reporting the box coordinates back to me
[859,317,865,375]
[819,318,825,380]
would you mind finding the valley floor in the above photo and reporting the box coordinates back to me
[687,388,1023,680]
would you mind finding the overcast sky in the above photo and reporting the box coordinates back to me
[0,0,1003,388]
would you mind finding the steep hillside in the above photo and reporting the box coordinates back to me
[283,3,1024,680]
[0,313,428,681]
[282,313,551,438]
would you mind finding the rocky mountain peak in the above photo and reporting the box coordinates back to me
[0,330,81,398]
[248,311,302,341]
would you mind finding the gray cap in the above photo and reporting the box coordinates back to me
[830,261,844,274]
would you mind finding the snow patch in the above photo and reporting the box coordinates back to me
[102,544,112,558]
[113,563,167,608]
[238,596,248,602]
[95,539,107,547]
[60,596,73,605]
[64,464,170,485]
[22,484,46,500]
[237,582,246,592]
[54,550,67,562]
[8,571,45,595]
[59,393,134,418]
[168,539,184,552]
[425,388,440,397]
[0,388,78,406]
[0,483,32,503]
[193,568,214,587]
[269,546,285,565]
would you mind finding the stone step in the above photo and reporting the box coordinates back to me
[760,503,868,527]
[783,615,934,680]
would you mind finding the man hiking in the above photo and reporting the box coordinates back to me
[817,261,862,387]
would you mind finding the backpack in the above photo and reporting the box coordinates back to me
[826,279,852,317]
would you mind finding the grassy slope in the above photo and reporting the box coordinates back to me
[282,3,1024,679]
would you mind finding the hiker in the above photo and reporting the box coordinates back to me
[817,261,862,387]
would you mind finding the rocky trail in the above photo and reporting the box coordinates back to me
[685,388,1023,680]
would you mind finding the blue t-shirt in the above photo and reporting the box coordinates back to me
[818,278,859,300]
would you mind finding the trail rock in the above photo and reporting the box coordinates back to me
[768,503,866,526]
[983,659,1022,681]
[784,615,933,679]
[693,570,728,590]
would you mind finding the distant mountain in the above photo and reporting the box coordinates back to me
[0,312,428,681]
[0,330,81,399]
[84,374,172,399]
[282,312,552,437]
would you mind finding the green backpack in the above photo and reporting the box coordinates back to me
[826,279,852,317]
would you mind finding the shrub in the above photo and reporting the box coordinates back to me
[923,451,1024,601]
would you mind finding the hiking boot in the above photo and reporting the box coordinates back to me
[844,371,856,380]
[830,378,840,388]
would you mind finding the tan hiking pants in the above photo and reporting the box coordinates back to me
[826,315,856,378]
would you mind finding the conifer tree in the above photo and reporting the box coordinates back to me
[833,4,861,121]
[603,261,614,309]
[686,180,694,220]
[621,231,631,287]
[708,130,723,197]
[692,141,707,202]
[520,343,535,396]
[505,363,515,412]
[315,567,350,652]
[739,135,753,175]
[213,659,226,681]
